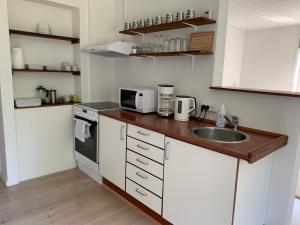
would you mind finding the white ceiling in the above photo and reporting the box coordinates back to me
[228,0,300,30]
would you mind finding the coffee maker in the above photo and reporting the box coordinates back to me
[157,84,175,117]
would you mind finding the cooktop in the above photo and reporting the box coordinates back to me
[77,102,119,111]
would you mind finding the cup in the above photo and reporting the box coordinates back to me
[138,20,144,28]
[186,9,196,19]
[204,10,212,19]
[164,39,170,52]
[132,21,137,29]
[124,22,129,30]
[72,65,79,71]
[176,12,184,21]
[155,16,163,25]
[146,18,153,26]
[165,13,173,23]
[181,38,188,51]
[176,38,182,52]
[170,38,176,52]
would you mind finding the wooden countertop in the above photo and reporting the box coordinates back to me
[99,109,288,164]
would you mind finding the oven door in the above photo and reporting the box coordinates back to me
[120,89,138,110]
[74,116,98,163]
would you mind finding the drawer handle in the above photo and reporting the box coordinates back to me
[135,188,148,197]
[137,130,150,136]
[136,158,149,165]
[136,172,148,179]
[136,144,149,151]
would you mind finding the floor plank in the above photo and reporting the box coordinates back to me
[0,169,157,225]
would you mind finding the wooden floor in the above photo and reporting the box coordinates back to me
[0,169,157,225]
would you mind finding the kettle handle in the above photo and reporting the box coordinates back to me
[189,97,197,113]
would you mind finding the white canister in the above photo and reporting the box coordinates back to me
[11,47,25,69]
[174,96,196,121]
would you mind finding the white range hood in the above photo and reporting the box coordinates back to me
[81,41,135,57]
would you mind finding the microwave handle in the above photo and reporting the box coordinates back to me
[135,92,139,110]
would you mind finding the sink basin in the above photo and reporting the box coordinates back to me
[190,127,250,144]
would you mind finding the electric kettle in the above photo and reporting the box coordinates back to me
[174,96,196,121]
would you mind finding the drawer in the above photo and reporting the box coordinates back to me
[127,150,164,179]
[126,163,163,197]
[127,124,165,148]
[127,137,164,164]
[126,178,162,215]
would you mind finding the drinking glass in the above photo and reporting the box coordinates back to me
[170,38,176,52]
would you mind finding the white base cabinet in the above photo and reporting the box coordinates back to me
[99,116,126,190]
[99,118,274,225]
[163,137,238,225]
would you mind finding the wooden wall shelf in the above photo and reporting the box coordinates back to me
[9,29,80,44]
[12,69,80,76]
[14,102,79,109]
[210,86,300,98]
[130,50,213,57]
[119,17,216,35]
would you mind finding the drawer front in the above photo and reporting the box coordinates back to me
[127,137,164,164]
[126,163,163,197]
[127,124,165,148]
[127,150,164,179]
[126,178,162,215]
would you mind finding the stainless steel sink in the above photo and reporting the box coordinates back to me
[190,127,250,144]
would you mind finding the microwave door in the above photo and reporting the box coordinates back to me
[121,89,137,110]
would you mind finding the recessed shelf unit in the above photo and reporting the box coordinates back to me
[12,69,80,76]
[9,29,80,44]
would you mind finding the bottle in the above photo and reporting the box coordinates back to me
[216,104,226,128]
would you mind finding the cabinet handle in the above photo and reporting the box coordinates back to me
[136,158,149,165]
[120,125,125,140]
[137,130,150,136]
[135,188,147,197]
[136,172,148,179]
[165,141,170,160]
[136,144,149,151]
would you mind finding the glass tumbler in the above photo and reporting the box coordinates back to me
[170,38,176,52]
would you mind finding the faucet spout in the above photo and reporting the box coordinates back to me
[225,115,239,131]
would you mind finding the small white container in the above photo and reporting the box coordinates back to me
[11,47,25,69]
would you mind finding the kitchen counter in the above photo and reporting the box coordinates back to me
[99,109,288,163]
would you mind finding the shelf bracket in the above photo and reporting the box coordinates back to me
[181,53,195,70]
[140,55,156,67]
[182,22,198,32]
[131,31,146,42]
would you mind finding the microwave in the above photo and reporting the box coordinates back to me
[119,88,157,113]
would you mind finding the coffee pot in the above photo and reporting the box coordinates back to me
[36,85,48,104]
[174,96,196,121]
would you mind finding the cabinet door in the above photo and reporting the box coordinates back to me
[99,116,126,190]
[163,137,238,225]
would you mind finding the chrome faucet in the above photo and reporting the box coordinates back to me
[225,115,239,131]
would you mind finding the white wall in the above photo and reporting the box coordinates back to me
[86,0,115,102]
[0,0,20,186]
[110,1,300,225]
[239,25,300,91]
[222,25,245,87]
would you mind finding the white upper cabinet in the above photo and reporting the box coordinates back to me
[163,137,238,225]
[99,115,126,190]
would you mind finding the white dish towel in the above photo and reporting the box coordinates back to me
[74,118,91,142]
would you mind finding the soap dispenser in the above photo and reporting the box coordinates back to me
[216,104,226,128]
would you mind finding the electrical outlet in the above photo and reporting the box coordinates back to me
[201,101,219,112]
